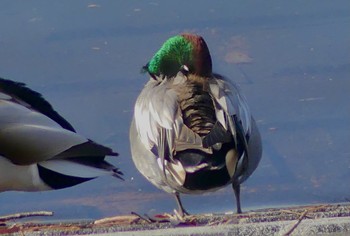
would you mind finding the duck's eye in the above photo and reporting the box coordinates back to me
[180,65,190,74]
[181,65,190,72]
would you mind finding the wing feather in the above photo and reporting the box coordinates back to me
[209,74,252,138]
[134,79,179,155]
[0,99,87,165]
[209,74,252,168]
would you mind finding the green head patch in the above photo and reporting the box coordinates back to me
[145,34,212,77]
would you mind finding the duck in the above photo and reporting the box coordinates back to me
[0,77,123,193]
[130,33,262,216]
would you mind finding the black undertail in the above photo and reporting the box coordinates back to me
[37,164,93,189]
[176,143,233,190]
[174,76,247,190]
[184,166,231,190]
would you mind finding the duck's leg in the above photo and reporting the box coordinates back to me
[174,192,189,216]
[232,181,242,213]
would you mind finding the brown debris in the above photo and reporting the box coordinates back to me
[94,214,139,225]
[1,204,350,235]
[0,211,53,222]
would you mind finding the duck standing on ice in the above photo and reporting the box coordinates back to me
[130,33,262,216]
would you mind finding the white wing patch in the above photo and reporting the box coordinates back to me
[134,78,179,155]
[208,76,254,182]
[209,76,251,137]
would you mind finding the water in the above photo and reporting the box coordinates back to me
[0,1,349,220]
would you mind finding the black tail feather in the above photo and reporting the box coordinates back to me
[0,77,76,132]
[202,121,232,148]
[37,164,94,189]
[54,140,118,159]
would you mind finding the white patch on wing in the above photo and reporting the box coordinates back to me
[210,83,228,130]
[209,76,252,136]
[134,78,180,155]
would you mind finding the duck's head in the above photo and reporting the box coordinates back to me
[144,33,212,78]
